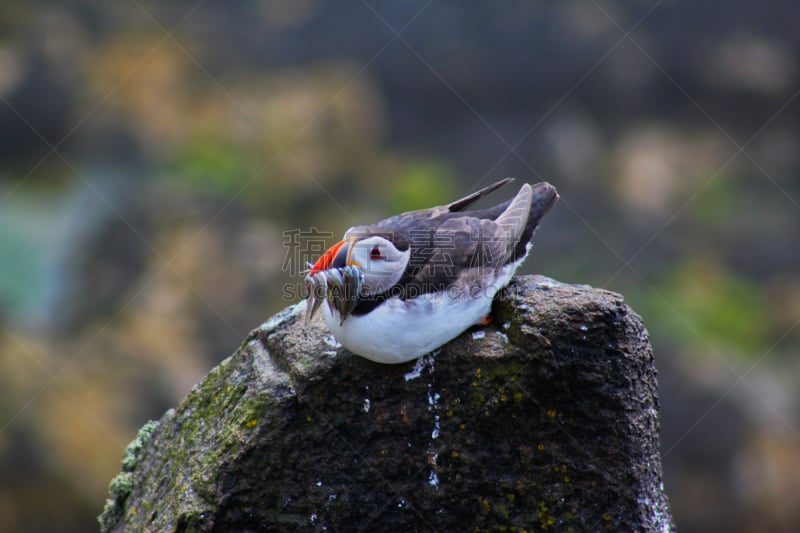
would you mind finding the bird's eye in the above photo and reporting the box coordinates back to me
[369,245,384,260]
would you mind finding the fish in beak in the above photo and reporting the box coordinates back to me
[304,237,363,325]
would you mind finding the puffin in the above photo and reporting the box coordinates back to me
[303,178,558,364]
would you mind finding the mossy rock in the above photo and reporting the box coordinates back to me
[99,275,673,532]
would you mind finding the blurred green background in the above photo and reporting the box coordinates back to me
[1,1,799,531]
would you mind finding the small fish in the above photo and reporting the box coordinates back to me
[304,265,363,325]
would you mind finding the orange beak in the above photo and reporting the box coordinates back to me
[310,238,354,274]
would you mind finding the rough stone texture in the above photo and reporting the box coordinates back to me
[99,275,673,532]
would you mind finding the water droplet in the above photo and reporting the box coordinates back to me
[471,330,486,340]
[362,399,371,413]
[428,391,441,407]
[323,334,342,348]
[404,357,425,381]
[431,415,440,439]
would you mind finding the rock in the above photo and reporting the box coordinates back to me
[99,275,673,532]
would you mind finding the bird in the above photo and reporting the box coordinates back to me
[303,178,558,364]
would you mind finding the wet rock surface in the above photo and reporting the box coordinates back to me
[99,275,673,532]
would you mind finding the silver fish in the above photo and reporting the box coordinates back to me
[304,265,362,325]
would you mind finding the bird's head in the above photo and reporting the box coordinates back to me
[305,227,411,323]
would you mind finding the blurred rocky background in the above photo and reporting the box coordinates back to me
[0,1,798,531]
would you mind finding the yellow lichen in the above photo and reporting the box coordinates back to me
[546,408,557,418]
[538,500,556,529]
[537,443,545,451]
[245,418,258,429]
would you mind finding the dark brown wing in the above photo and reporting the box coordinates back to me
[405,183,536,292]
[373,178,515,233]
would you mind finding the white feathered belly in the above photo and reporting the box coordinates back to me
[323,257,524,364]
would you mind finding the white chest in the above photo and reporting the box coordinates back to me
[323,258,522,363]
